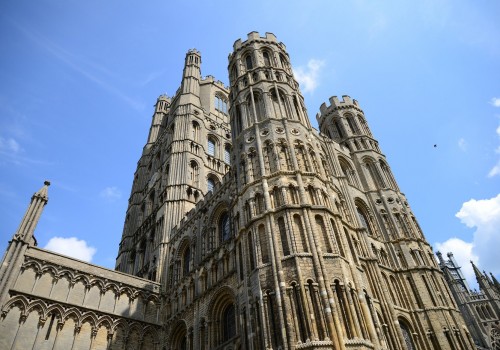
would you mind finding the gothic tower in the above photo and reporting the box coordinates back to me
[160,32,474,350]
[228,32,354,349]
[115,49,231,286]
[0,32,481,350]
[438,252,500,348]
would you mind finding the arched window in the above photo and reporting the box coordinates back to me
[207,177,215,192]
[306,185,317,205]
[247,92,265,122]
[248,231,255,270]
[264,141,277,173]
[263,51,271,66]
[271,187,284,207]
[331,219,345,257]
[223,304,236,341]
[190,160,199,187]
[335,280,353,339]
[192,121,200,141]
[259,224,269,264]
[224,144,231,164]
[214,94,228,114]
[234,104,243,135]
[255,193,264,215]
[399,320,416,350]
[315,215,332,253]
[230,65,238,81]
[380,160,398,190]
[293,95,304,122]
[207,137,216,156]
[356,205,374,236]
[333,120,345,139]
[364,159,385,189]
[278,217,290,256]
[294,214,308,252]
[358,115,372,136]
[183,247,190,276]
[346,114,360,134]
[339,158,358,187]
[220,213,231,242]
[245,54,253,70]
[279,53,288,69]
[288,185,299,204]
[248,148,260,179]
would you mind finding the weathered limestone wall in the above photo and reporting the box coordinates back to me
[0,247,161,350]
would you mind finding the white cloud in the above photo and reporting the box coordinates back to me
[458,138,467,151]
[44,237,96,262]
[293,59,325,94]
[436,194,500,288]
[456,194,500,230]
[0,137,21,154]
[100,186,122,201]
[490,97,500,107]
[488,162,500,178]
[456,194,500,274]
[435,238,478,286]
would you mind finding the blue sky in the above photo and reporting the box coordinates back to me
[1,1,499,287]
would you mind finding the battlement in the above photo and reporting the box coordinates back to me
[156,94,170,102]
[187,48,201,56]
[201,75,229,90]
[316,95,362,123]
[229,32,286,60]
[319,95,359,114]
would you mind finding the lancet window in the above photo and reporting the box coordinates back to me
[346,114,361,134]
[190,160,199,187]
[356,204,374,236]
[278,143,292,170]
[293,214,308,252]
[220,212,231,242]
[192,120,200,142]
[315,215,332,253]
[277,217,290,256]
[245,54,253,70]
[339,157,359,187]
[364,158,385,189]
[262,50,272,66]
[214,94,228,114]
[247,92,265,122]
[224,144,231,164]
[258,224,269,264]
[207,136,217,156]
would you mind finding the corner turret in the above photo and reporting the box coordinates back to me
[146,94,170,145]
[181,49,201,96]
[0,181,50,302]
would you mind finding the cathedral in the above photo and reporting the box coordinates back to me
[437,252,500,349]
[0,32,478,349]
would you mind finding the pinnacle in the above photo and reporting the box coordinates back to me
[34,180,50,200]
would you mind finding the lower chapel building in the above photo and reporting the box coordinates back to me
[0,32,492,349]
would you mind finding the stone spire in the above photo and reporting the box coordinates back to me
[14,180,50,243]
[0,181,50,304]
[490,273,500,293]
[471,260,489,290]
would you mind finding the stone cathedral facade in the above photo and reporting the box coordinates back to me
[0,32,478,350]
[438,252,500,349]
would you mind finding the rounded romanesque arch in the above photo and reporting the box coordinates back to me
[169,319,188,350]
[207,286,238,347]
[398,317,417,350]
